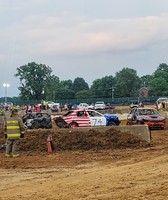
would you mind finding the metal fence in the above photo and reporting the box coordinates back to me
[1,96,158,106]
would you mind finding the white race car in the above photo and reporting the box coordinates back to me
[54,109,120,128]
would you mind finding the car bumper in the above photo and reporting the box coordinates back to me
[144,121,166,129]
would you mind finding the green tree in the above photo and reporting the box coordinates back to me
[149,77,168,96]
[45,75,60,101]
[115,68,140,97]
[15,62,52,100]
[72,77,89,93]
[153,63,168,81]
[75,90,92,99]
[140,75,152,87]
[61,80,73,90]
[56,87,75,100]
[91,76,116,98]
[148,63,168,96]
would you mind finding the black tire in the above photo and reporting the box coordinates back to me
[126,121,130,125]
[69,122,79,128]
[55,117,70,128]
[31,121,40,129]
[45,122,52,129]
[137,120,144,124]
[108,121,116,126]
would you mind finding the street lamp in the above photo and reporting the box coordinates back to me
[3,83,10,102]
[111,86,115,100]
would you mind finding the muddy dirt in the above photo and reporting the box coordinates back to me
[0,120,168,199]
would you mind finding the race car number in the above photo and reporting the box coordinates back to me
[90,116,106,126]
[92,118,103,126]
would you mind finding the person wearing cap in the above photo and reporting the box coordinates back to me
[4,109,25,157]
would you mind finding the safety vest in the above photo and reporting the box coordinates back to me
[5,117,24,139]
[0,109,4,116]
[43,101,47,106]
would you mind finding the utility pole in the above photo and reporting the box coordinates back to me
[111,86,115,100]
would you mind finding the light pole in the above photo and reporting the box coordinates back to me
[3,83,10,102]
[111,86,115,100]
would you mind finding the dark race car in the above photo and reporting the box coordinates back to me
[127,107,166,129]
[22,112,52,129]
[54,109,120,128]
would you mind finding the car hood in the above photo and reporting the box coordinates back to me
[104,113,119,120]
[138,114,165,120]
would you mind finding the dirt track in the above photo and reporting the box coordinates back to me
[0,119,168,199]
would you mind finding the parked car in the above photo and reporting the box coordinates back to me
[54,109,120,128]
[127,107,166,129]
[105,103,115,109]
[22,112,52,129]
[129,100,139,109]
[47,101,60,109]
[156,97,168,103]
[94,101,106,110]
[77,103,94,110]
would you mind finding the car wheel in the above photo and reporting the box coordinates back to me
[69,122,79,128]
[108,121,116,126]
[54,117,69,128]
[32,121,40,129]
[126,121,131,125]
[137,120,143,124]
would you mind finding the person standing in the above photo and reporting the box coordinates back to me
[43,100,47,110]
[4,109,25,157]
[0,106,5,134]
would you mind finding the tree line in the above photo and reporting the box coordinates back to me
[11,62,168,101]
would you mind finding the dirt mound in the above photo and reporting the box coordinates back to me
[0,127,149,153]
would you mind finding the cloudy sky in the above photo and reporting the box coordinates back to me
[0,0,168,97]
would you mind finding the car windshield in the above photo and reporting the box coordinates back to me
[88,110,103,117]
[138,109,159,115]
[95,102,104,104]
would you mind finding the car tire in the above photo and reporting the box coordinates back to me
[126,121,131,125]
[108,121,116,126]
[69,122,79,128]
[137,120,144,124]
[32,121,40,129]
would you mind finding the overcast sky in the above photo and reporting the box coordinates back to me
[1,0,168,97]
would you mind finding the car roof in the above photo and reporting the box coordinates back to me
[157,98,168,102]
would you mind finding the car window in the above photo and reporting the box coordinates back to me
[138,109,159,115]
[88,110,102,117]
[146,109,158,115]
[77,111,85,117]
[130,109,136,114]
[138,109,146,115]
[88,111,95,116]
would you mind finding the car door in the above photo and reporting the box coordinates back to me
[127,108,137,124]
[88,110,106,126]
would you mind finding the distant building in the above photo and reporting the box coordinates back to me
[139,87,149,97]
